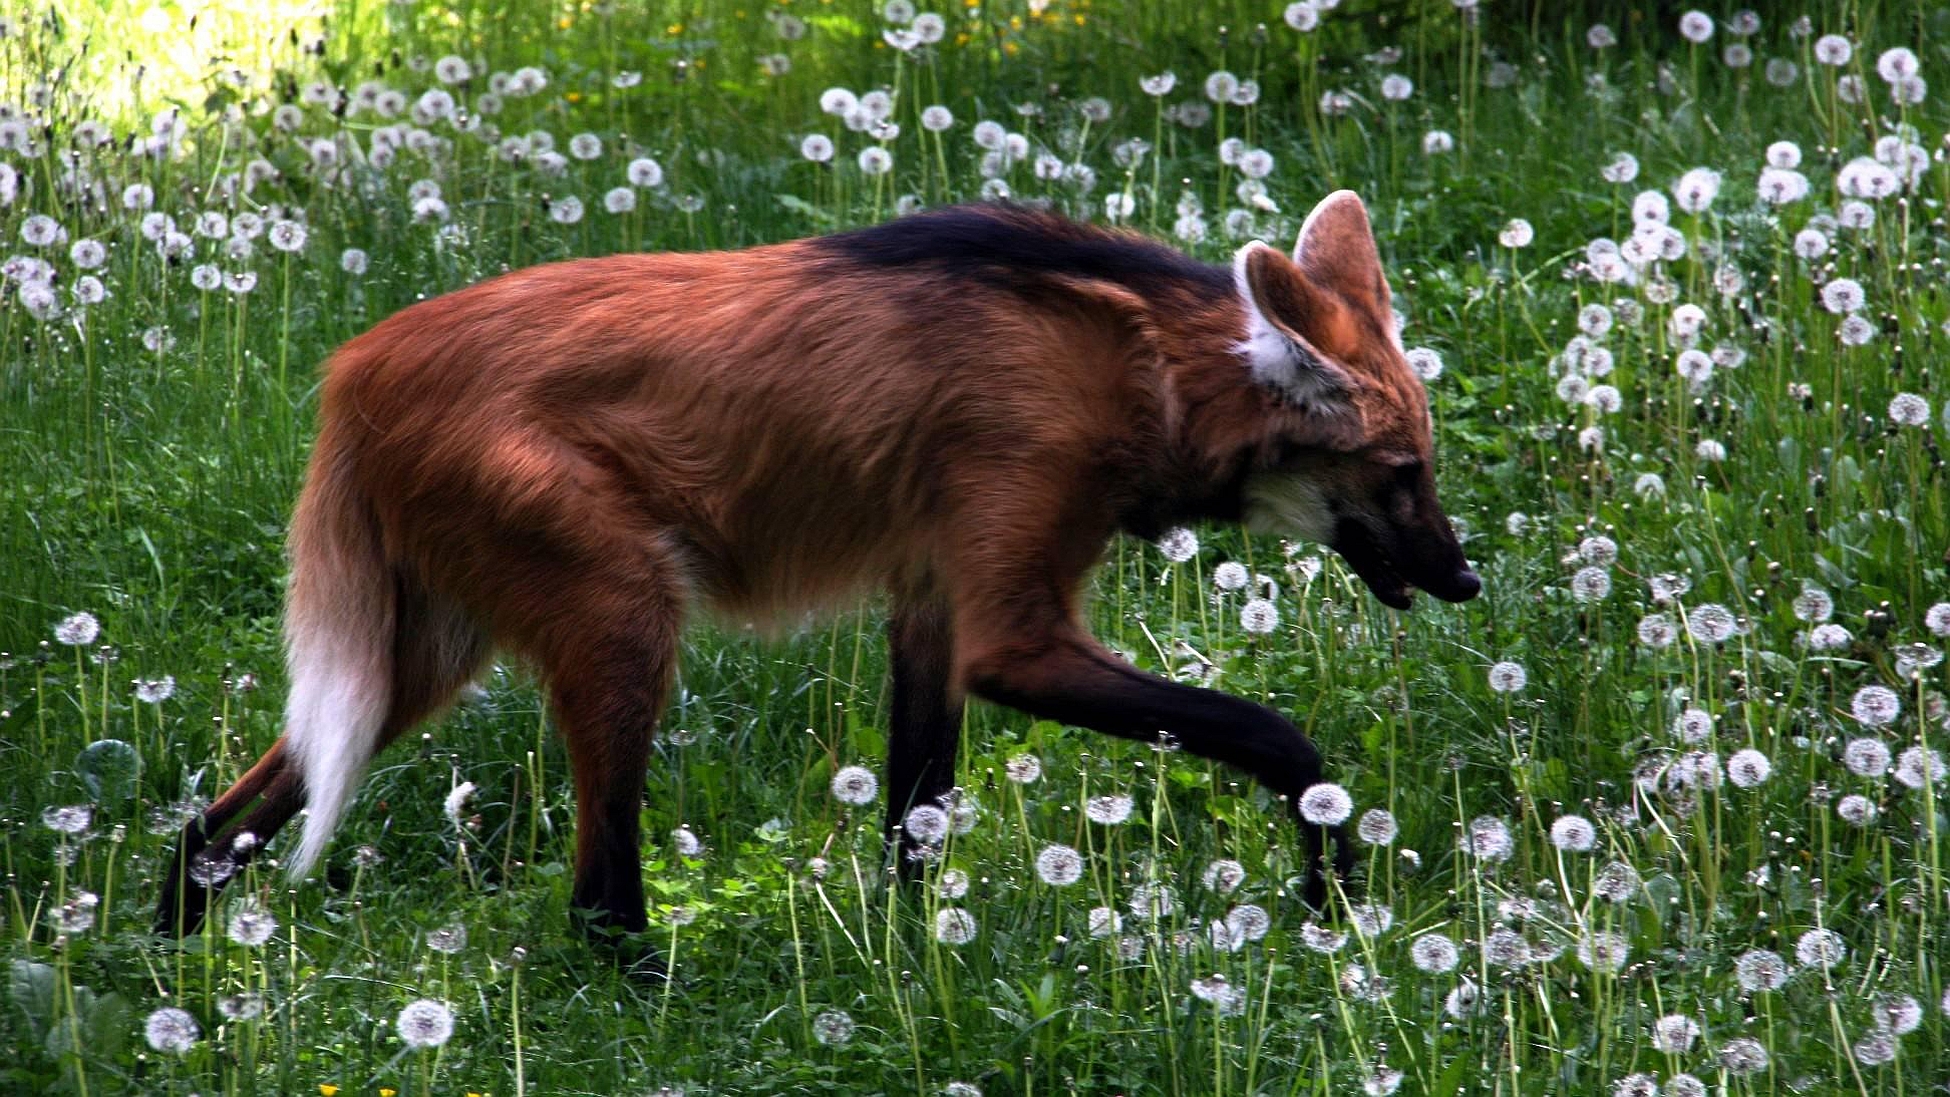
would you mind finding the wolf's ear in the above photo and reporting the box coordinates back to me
[1233,241,1355,406]
[1293,190,1390,321]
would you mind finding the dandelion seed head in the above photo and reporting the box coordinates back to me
[1226,904,1270,941]
[1851,686,1901,727]
[1483,928,1531,968]
[1462,815,1513,861]
[1836,793,1878,826]
[228,904,278,947]
[1925,603,1950,637]
[1875,993,1923,1035]
[1087,905,1122,937]
[1637,613,1677,648]
[55,611,100,646]
[1355,808,1398,845]
[934,906,977,944]
[1687,603,1737,643]
[1128,882,1176,922]
[812,1009,855,1046]
[1652,1013,1701,1054]
[42,804,92,835]
[1592,860,1642,903]
[1390,347,1442,385]
[1238,598,1279,634]
[1726,748,1773,788]
[1301,921,1347,953]
[1807,623,1854,651]
[1571,566,1612,603]
[1085,793,1134,825]
[1200,859,1246,894]
[1893,745,1947,789]
[1156,527,1199,562]
[1853,1032,1896,1066]
[831,764,879,805]
[1410,933,1459,973]
[1549,814,1597,852]
[1794,928,1845,968]
[1298,783,1352,825]
[1792,588,1833,623]
[1035,844,1085,886]
[145,1006,200,1053]
[1889,393,1929,426]
[904,803,950,845]
[1444,979,1483,1018]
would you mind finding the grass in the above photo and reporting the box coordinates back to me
[3,1,1948,1094]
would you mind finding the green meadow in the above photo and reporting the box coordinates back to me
[3,1,1948,1093]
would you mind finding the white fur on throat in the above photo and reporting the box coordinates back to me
[1230,242,1345,407]
[1242,470,1335,543]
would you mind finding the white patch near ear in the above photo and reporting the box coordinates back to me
[1242,469,1336,543]
[1231,243,1345,406]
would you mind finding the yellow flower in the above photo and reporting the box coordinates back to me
[318,1087,338,1097]
[557,16,571,29]
[666,22,683,34]
[381,1090,397,1097]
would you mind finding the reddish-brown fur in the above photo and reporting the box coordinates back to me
[158,196,1477,956]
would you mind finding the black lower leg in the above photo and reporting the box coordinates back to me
[883,597,963,876]
[969,631,1352,906]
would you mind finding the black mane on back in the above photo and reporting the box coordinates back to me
[811,203,1232,302]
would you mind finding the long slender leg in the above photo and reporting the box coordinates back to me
[962,624,1354,906]
[556,639,674,945]
[155,738,294,935]
[515,552,682,970]
[882,591,964,874]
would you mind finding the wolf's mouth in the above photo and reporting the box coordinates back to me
[1331,520,1413,611]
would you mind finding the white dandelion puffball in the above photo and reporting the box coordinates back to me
[903,803,949,845]
[1298,783,1353,825]
[1549,814,1596,852]
[1652,1014,1702,1054]
[145,1007,200,1053]
[830,764,878,804]
[396,999,455,1049]
[1156,527,1199,562]
[228,904,278,947]
[1356,808,1398,845]
[1405,347,1443,380]
[1726,748,1772,788]
[1034,844,1085,886]
[1850,686,1900,727]
[1410,933,1459,973]
[812,1009,855,1046]
[1085,793,1134,825]
[934,907,978,945]
[1794,927,1845,968]
[1487,660,1527,693]
[1239,598,1279,634]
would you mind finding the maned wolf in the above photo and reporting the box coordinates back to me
[157,192,1479,960]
